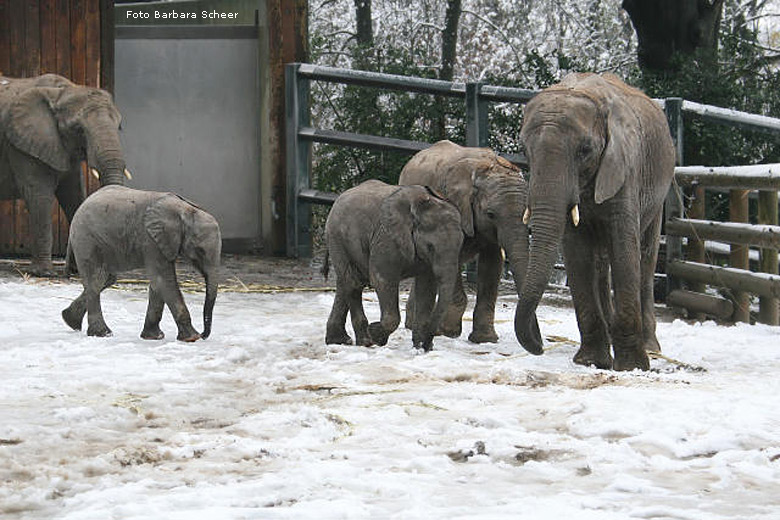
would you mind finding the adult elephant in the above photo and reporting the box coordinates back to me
[515,72,675,371]
[399,140,537,344]
[0,73,128,276]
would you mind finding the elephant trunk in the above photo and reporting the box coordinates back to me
[501,227,543,351]
[85,124,126,187]
[515,185,569,355]
[202,272,218,339]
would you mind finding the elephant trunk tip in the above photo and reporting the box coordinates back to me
[515,303,544,355]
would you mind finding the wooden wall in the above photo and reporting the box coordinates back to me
[0,0,112,257]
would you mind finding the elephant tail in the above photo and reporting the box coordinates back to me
[321,247,330,280]
[64,241,77,276]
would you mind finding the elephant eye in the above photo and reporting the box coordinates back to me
[486,209,497,220]
[577,141,594,158]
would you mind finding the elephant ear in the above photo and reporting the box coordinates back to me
[6,87,71,172]
[444,157,489,237]
[372,188,416,265]
[144,195,184,262]
[594,95,641,204]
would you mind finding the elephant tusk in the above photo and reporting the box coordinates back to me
[124,168,133,180]
[571,205,580,227]
[523,208,531,225]
[90,168,100,180]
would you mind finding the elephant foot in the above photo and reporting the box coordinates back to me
[412,328,434,352]
[177,331,201,342]
[28,261,57,278]
[368,322,390,346]
[468,328,499,344]
[325,331,353,345]
[643,337,661,353]
[436,314,462,338]
[141,327,165,340]
[613,347,650,372]
[87,323,113,337]
[61,307,83,331]
[573,345,613,370]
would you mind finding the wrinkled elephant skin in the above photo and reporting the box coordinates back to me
[0,73,127,276]
[323,180,463,352]
[516,73,676,371]
[399,140,536,345]
[61,186,221,341]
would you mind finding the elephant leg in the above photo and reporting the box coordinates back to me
[437,270,467,338]
[326,281,354,345]
[404,280,416,330]
[55,168,85,224]
[151,262,200,342]
[411,272,437,350]
[85,269,117,337]
[347,286,371,346]
[608,219,647,371]
[140,285,166,340]
[11,150,58,276]
[62,289,87,330]
[563,233,612,370]
[469,245,501,343]
[369,280,401,347]
[640,211,664,353]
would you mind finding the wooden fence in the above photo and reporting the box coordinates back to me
[0,0,112,257]
[286,64,780,326]
[663,99,780,325]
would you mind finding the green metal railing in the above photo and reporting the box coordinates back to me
[285,62,536,258]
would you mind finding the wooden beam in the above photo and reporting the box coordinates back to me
[667,260,780,300]
[675,164,780,190]
[667,289,734,321]
[666,217,780,249]
[99,0,113,92]
[758,189,779,325]
[730,189,750,321]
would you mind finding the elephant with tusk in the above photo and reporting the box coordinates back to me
[0,73,128,276]
[515,72,676,371]
[399,140,537,345]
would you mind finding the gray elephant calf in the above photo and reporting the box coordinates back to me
[323,180,463,351]
[62,185,221,341]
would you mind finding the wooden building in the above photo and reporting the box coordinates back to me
[0,0,113,256]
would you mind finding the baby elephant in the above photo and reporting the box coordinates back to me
[62,185,221,341]
[323,180,463,351]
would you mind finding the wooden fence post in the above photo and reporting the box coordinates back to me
[664,98,684,296]
[730,189,751,322]
[758,189,779,324]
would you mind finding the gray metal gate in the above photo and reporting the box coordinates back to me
[115,25,260,250]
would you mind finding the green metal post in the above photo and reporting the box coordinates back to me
[664,97,684,296]
[285,63,312,257]
[465,82,488,148]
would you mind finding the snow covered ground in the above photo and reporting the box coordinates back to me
[1,278,779,519]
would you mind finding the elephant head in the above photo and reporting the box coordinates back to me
[515,73,640,354]
[145,195,222,339]
[399,140,537,344]
[374,184,463,350]
[5,77,127,185]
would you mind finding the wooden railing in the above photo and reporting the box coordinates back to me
[663,99,780,325]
